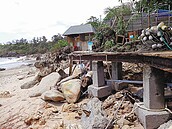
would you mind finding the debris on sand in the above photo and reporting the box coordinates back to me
[0,91,13,98]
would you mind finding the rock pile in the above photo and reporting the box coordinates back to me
[80,90,143,129]
[0,91,13,98]
[20,46,93,104]
[102,90,144,129]
[122,62,143,81]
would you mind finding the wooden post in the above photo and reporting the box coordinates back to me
[69,56,73,76]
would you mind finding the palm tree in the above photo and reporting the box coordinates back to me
[86,16,100,30]
[104,7,118,28]
[104,3,132,35]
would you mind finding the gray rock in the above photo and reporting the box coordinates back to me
[21,80,38,89]
[81,98,111,129]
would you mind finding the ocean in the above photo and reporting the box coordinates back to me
[0,57,33,69]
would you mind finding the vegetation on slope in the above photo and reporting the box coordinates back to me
[0,34,68,57]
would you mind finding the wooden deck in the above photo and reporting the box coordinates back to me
[69,51,172,72]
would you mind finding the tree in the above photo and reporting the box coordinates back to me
[104,3,132,35]
[32,37,37,44]
[51,33,63,43]
[134,0,172,12]
[42,36,47,43]
[86,16,100,30]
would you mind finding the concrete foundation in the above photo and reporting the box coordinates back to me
[88,85,112,98]
[69,51,172,129]
[135,103,171,129]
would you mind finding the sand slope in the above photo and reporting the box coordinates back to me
[0,65,84,129]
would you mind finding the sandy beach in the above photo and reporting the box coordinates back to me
[0,64,87,129]
[0,65,41,128]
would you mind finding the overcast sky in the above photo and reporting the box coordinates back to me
[0,0,130,43]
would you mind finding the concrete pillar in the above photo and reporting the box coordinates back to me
[112,62,122,80]
[143,65,165,109]
[92,61,105,87]
[111,62,123,91]
[88,61,111,98]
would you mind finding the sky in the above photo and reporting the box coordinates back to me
[0,0,130,43]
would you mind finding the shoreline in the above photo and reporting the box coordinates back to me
[0,55,36,70]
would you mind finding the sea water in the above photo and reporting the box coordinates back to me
[0,57,29,69]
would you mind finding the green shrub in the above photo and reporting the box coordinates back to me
[52,40,68,51]
[104,40,114,49]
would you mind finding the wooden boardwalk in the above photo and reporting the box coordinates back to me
[69,51,172,72]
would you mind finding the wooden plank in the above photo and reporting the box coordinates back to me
[69,51,172,72]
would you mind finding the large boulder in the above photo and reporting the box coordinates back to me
[64,64,83,76]
[56,74,78,86]
[61,79,81,103]
[41,90,65,102]
[29,72,61,97]
[81,98,111,129]
[21,76,39,89]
